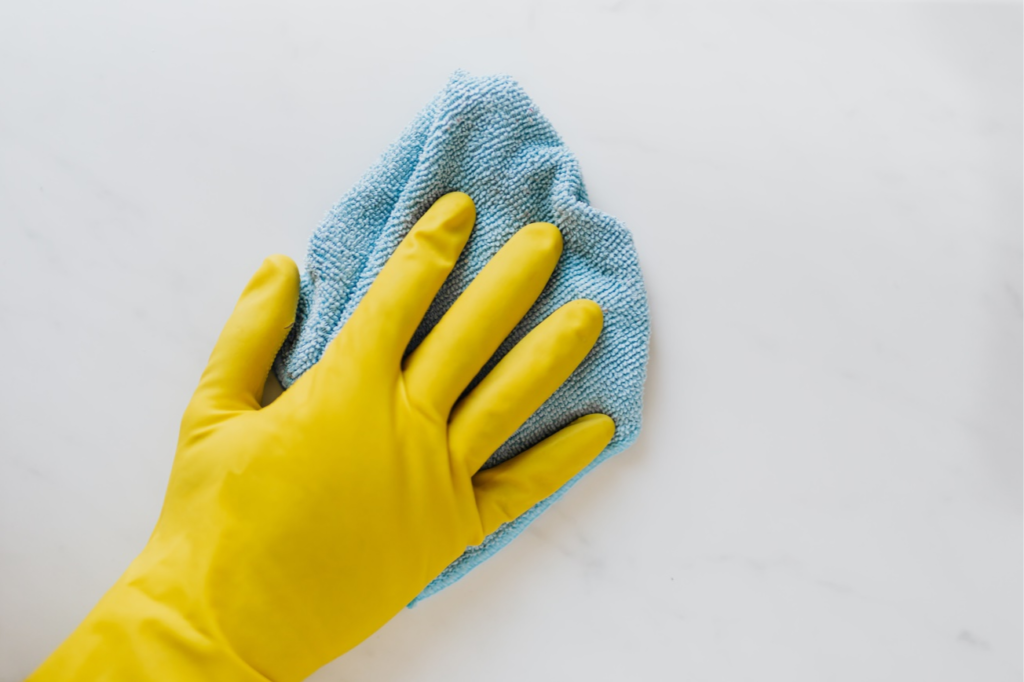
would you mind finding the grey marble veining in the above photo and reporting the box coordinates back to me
[1,2,1020,681]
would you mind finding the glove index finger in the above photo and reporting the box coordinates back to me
[319,192,476,373]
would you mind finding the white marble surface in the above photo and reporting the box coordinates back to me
[1,2,1021,680]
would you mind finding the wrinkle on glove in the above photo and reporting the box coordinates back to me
[273,70,650,603]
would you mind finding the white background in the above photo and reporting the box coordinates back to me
[1,2,1020,680]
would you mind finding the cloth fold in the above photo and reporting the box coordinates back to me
[273,71,649,603]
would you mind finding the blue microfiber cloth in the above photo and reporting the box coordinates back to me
[273,71,649,604]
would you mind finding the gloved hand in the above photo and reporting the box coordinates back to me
[28,192,614,682]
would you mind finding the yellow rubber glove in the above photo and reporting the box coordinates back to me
[28,192,615,682]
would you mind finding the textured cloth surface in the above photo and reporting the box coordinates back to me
[273,71,649,603]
